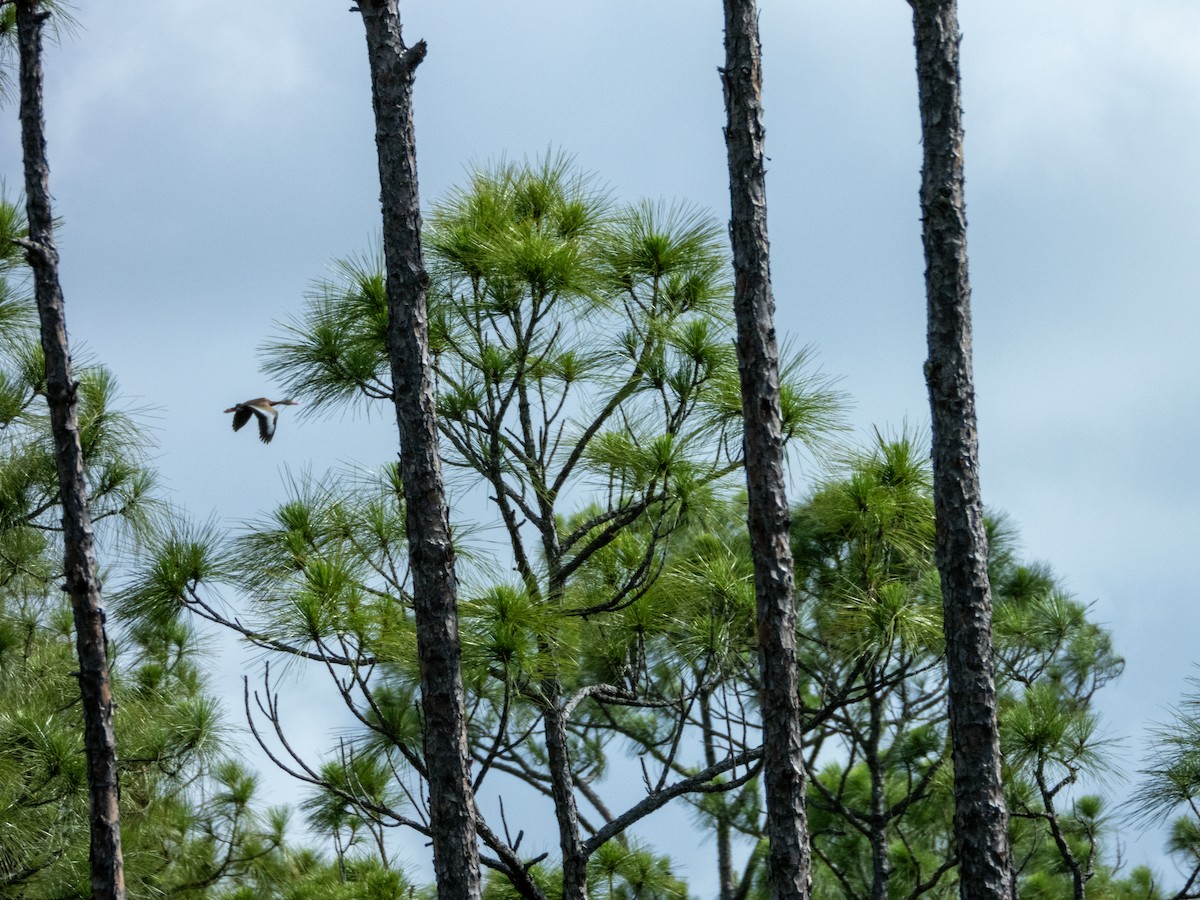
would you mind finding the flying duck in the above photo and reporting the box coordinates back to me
[224,398,298,444]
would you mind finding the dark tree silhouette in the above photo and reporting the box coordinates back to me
[909,1,1013,897]
[12,1,126,897]
[352,2,482,898]
[721,1,812,897]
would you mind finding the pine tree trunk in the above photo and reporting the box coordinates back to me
[720,2,812,898]
[909,2,1013,897]
[866,688,890,900]
[543,552,588,899]
[14,3,126,898]
[700,692,737,900]
[355,3,481,898]
[544,690,589,900]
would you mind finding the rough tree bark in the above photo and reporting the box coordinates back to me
[720,2,812,898]
[543,685,590,900]
[353,3,482,898]
[14,2,126,898]
[909,1,1013,897]
[700,693,737,900]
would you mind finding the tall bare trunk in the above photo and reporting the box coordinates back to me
[720,2,812,898]
[354,3,481,897]
[14,3,126,898]
[909,2,1013,897]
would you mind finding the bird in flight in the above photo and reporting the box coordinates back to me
[224,398,299,444]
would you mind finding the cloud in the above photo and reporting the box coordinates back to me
[964,0,1200,172]
[44,3,329,159]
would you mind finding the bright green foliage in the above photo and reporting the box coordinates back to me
[0,606,291,896]
[124,157,841,895]
[211,850,414,900]
[1126,678,1200,894]
[0,385,285,897]
[123,465,435,865]
[301,753,408,874]
[788,432,954,900]
[992,549,1123,708]
[0,234,158,552]
[265,158,842,612]
[0,195,159,576]
[989,542,1125,897]
[607,431,1136,900]
[793,428,939,655]
[108,160,1180,898]
[0,197,349,898]
[587,840,686,900]
[478,840,684,900]
[482,861,563,900]
[793,439,1139,900]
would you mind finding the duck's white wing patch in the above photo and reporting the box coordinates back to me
[252,406,278,444]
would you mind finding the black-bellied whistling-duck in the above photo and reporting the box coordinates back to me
[224,398,298,444]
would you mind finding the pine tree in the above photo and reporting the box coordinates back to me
[908,1,1012,895]
[351,3,481,896]
[720,1,813,896]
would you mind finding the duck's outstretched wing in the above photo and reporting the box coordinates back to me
[252,406,277,444]
[229,406,253,433]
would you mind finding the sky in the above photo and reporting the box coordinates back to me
[3,0,1200,891]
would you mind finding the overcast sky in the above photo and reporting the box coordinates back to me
[3,0,1199,890]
